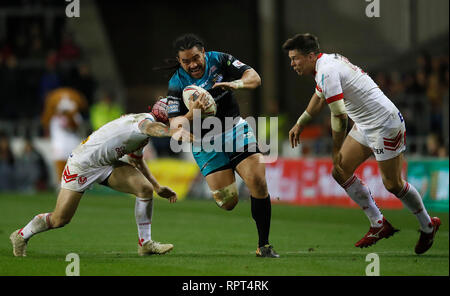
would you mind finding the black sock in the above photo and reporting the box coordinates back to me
[251,195,271,248]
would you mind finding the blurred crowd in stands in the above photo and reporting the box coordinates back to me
[0,10,124,192]
[373,52,449,157]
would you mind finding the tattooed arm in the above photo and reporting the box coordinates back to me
[139,119,193,141]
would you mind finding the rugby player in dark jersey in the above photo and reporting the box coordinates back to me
[161,34,278,258]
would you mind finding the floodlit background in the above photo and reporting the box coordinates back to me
[0,0,448,278]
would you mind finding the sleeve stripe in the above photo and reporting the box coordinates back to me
[326,93,344,104]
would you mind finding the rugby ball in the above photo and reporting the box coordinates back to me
[182,85,217,118]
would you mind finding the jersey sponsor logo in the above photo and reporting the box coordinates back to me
[209,65,217,76]
[232,60,245,68]
[167,101,180,114]
[166,95,179,101]
[373,148,384,154]
[78,176,87,185]
[198,80,209,89]
[212,73,223,83]
[63,166,78,183]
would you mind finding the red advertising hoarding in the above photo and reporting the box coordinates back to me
[266,158,404,209]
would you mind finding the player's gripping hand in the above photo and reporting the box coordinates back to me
[156,186,177,203]
[289,123,304,148]
[188,92,212,111]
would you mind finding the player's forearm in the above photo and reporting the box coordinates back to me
[296,93,326,127]
[331,114,348,156]
[237,69,261,89]
[306,93,326,117]
[143,122,174,137]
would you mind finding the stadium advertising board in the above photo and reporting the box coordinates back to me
[266,158,405,209]
[408,159,449,212]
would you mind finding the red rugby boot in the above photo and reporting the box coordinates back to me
[415,217,441,255]
[355,218,399,248]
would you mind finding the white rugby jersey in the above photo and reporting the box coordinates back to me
[70,113,155,167]
[314,53,398,128]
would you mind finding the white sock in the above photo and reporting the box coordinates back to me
[135,198,153,246]
[396,182,433,233]
[342,175,384,227]
[19,213,52,240]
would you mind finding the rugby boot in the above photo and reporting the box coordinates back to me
[355,217,399,248]
[10,229,28,257]
[415,216,441,255]
[256,244,280,258]
[138,240,173,256]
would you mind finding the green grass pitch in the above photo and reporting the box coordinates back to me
[0,192,448,276]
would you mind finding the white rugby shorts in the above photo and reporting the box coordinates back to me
[60,157,113,192]
[348,110,406,161]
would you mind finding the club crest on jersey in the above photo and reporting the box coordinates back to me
[78,176,87,185]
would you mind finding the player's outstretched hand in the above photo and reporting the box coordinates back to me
[289,123,304,148]
[156,186,177,203]
[212,81,240,90]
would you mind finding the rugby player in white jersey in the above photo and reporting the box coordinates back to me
[284,33,440,254]
[10,100,193,257]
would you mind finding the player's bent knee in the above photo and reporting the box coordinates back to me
[332,166,352,185]
[137,184,154,199]
[382,179,403,195]
[246,175,268,197]
[212,183,239,211]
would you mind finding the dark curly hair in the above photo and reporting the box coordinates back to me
[282,33,320,55]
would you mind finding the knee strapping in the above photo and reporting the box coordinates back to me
[212,183,239,211]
